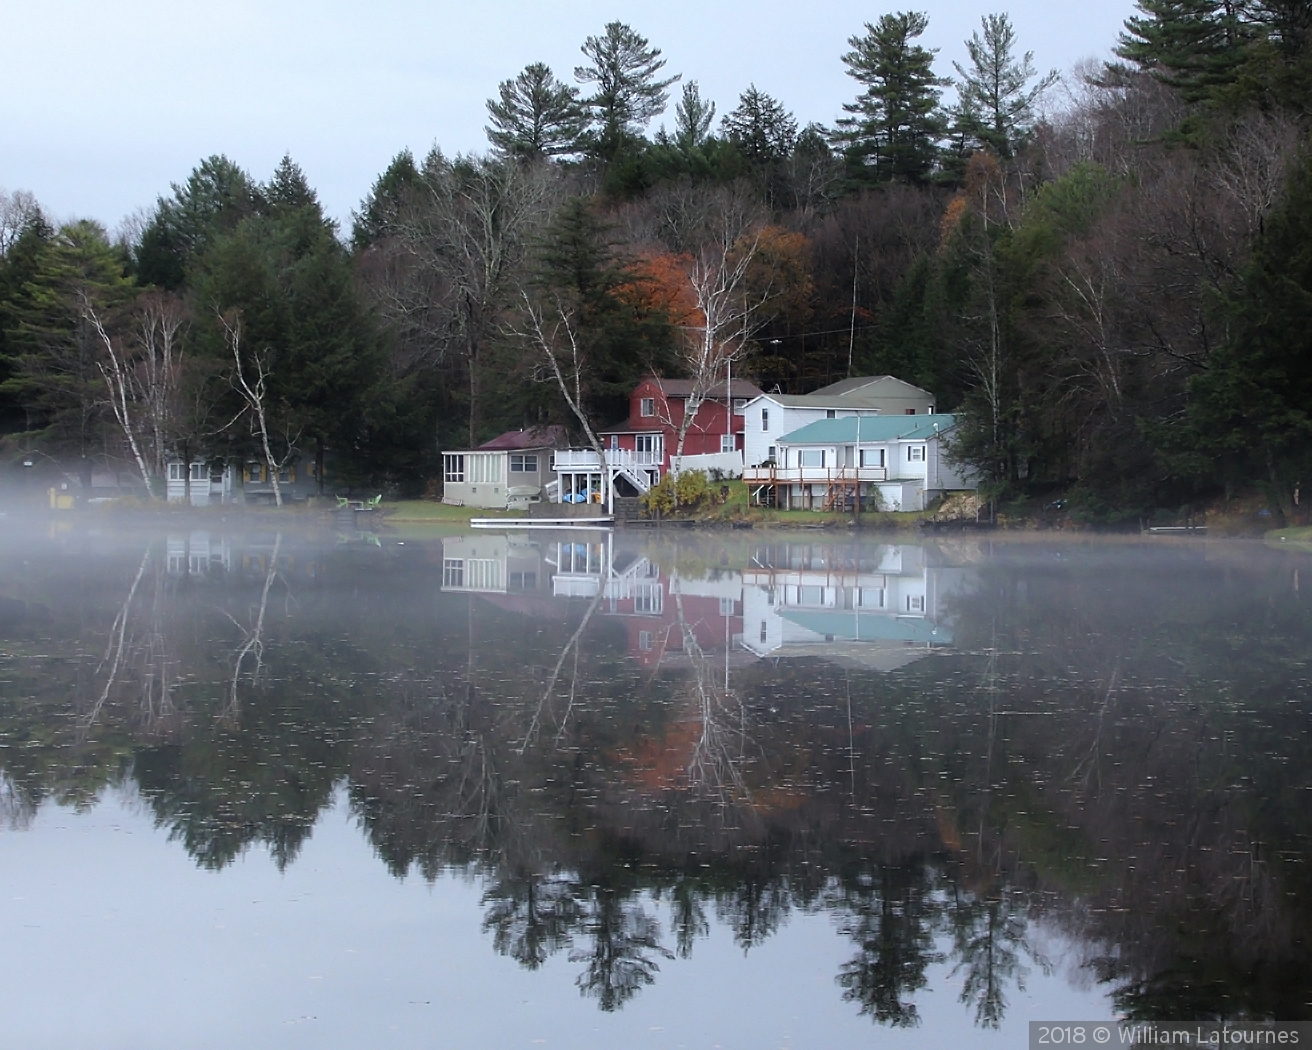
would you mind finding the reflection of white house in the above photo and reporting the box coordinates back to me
[742,376,937,469]
[743,414,973,512]
[165,532,232,575]
[739,544,962,671]
[440,534,556,595]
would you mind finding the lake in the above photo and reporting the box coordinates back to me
[1,523,1309,1048]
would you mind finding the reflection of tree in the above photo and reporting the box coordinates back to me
[950,887,1044,1029]
[667,875,709,959]
[482,870,581,969]
[834,864,943,1027]
[222,533,281,725]
[571,887,674,1011]
[717,872,790,952]
[670,581,751,806]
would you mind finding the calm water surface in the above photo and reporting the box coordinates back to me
[1,524,1309,1048]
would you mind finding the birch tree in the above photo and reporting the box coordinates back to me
[221,310,295,506]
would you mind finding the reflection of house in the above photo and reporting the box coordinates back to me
[166,532,232,575]
[741,376,937,469]
[740,543,960,672]
[440,534,555,597]
[743,414,973,512]
[441,427,566,510]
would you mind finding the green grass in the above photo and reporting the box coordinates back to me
[1266,525,1312,551]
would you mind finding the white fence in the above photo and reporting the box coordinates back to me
[553,448,661,471]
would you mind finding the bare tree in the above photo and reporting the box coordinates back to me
[221,311,297,506]
[83,297,153,492]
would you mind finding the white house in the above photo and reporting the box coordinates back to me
[165,460,238,505]
[742,413,973,512]
[742,376,937,468]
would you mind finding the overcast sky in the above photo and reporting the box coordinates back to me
[2,0,1136,233]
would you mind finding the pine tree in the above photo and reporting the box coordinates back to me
[1116,0,1251,102]
[672,81,716,154]
[575,22,680,160]
[485,63,586,161]
[836,12,948,184]
[953,14,1058,158]
[721,85,798,164]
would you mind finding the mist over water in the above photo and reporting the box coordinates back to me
[1,521,1309,1047]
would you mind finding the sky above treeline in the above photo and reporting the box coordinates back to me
[3,0,1136,232]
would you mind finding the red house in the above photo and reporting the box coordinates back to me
[599,376,765,475]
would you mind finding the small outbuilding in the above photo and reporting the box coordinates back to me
[442,426,567,510]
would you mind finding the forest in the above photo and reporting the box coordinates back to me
[0,1,1309,521]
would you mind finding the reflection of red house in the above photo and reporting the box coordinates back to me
[599,376,765,473]
[604,576,743,668]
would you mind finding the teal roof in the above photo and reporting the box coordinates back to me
[777,413,956,446]
[780,609,953,645]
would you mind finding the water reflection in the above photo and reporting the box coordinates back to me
[1,527,1310,1030]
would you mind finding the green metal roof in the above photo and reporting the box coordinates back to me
[776,413,957,445]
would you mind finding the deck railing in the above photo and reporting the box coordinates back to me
[741,465,888,485]
[554,448,662,471]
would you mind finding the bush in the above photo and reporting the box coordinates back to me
[641,469,716,517]
[674,469,710,507]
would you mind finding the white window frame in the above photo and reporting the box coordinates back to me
[444,454,465,483]
[860,448,885,468]
[640,397,655,417]
[510,453,538,473]
[720,433,735,453]
[761,408,769,433]
[799,449,825,468]
[908,445,925,462]
[732,398,746,412]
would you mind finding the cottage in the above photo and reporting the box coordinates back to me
[743,413,973,512]
[742,375,937,468]
[441,426,566,510]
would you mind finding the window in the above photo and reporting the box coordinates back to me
[246,463,264,483]
[444,455,465,483]
[759,620,768,643]
[767,445,776,463]
[168,463,184,481]
[906,408,917,415]
[761,408,769,432]
[799,449,825,468]
[860,448,885,468]
[510,454,538,473]
[509,571,537,591]
[442,559,464,587]
[908,446,925,462]
[638,630,653,652]
[719,597,736,617]
[634,583,663,615]
[906,594,925,612]
[636,433,662,461]
[826,409,836,419]
[732,398,746,412]
[720,433,736,453]
[640,397,655,417]
[468,454,502,484]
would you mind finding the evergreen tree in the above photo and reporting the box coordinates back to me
[575,22,680,160]
[721,85,799,164]
[671,81,716,154]
[135,155,258,289]
[485,63,586,161]
[953,14,1058,158]
[351,150,420,251]
[836,12,949,184]
[1116,0,1251,103]
[1178,151,1312,521]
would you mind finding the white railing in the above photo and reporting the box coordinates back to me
[742,466,888,484]
[554,448,661,471]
